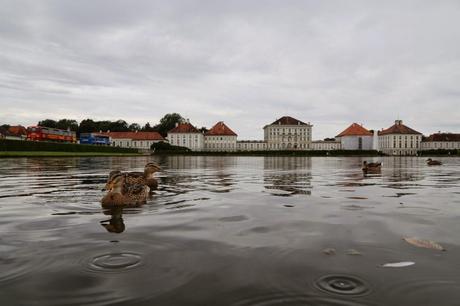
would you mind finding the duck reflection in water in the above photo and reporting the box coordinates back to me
[100,207,125,233]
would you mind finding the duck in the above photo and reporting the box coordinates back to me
[362,161,382,172]
[426,158,442,166]
[101,173,150,208]
[104,163,161,191]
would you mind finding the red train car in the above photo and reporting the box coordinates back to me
[27,126,77,143]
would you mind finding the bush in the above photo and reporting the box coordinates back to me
[418,149,460,156]
[150,141,190,152]
[0,139,138,153]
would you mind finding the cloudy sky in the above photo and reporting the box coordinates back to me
[1,0,459,139]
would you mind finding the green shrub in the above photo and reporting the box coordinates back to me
[0,139,137,153]
[418,149,460,156]
[151,141,190,152]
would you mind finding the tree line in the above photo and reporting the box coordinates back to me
[36,113,184,137]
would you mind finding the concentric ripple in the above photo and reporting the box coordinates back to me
[315,275,370,296]
[88,252,142,272]
[232,293,375,306]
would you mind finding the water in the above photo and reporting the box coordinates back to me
[1,156,460,306]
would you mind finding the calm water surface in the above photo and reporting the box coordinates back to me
[1,156,460,306]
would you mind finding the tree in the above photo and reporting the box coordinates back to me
[38,119,58,128]
[142,122,154,132]
[56,119,78,131]
[129,123,141,131]
[79,119,98,133]
[153,113,184,137]
[109,120,129,132]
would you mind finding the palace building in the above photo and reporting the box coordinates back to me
[335,123,374,150]
[168,121,205,151]
[263,116,312,150]
[204,121,238,152]
[378,120,422,156]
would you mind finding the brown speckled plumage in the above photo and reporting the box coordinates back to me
[101,174,150,207]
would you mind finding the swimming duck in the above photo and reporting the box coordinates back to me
[104,163,161,191]
[362,161,382,172]
[101,173,150,208]
[426,158,442,166]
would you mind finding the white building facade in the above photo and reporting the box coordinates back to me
[420,133,460,151]
[263,116,312,150]
[378,120,422,156]
[335,123,374,150]
[311,140,342,151]
[237,141,268,151]
[204,121,238,152]
[167,122,204,151]
[106,131,165,149]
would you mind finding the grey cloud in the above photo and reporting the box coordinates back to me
[1,0,460,139]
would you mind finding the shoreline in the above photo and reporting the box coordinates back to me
[0,151,143,158]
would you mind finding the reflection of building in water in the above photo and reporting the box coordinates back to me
[382,157,424,183]
[162,156,237,195]
[263,157,312,196]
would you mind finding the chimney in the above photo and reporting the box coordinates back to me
[395,120,403,125]
[175,122,179,127]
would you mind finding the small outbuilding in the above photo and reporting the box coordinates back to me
[336,123,374,150]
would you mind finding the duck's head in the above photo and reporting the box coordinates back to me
[427,158,433,162]
[144,163,161,175]
[363,161,368,166]
[103,170,122,191]
[106,173,126,193]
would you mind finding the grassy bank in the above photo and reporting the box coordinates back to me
[0,139,139,154]
[0,151,141,157]
[153,150,382,157]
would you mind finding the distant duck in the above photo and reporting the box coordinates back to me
[104,163,161,192]
[426,158,442,166]
[101,173,149,208]
[362,161,382,172]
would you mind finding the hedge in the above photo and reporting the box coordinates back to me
[418,149,460,156]
[153,149,381,156]
[0,139,138,153]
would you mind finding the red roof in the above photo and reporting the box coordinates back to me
[168,122,200,134]
[336,123,373,137]
[205,121,237,136]
[103,131,164,140]
[423,133,460,142]
[8,125,27,136]
[268,116,310,126]
[378,120,421,136]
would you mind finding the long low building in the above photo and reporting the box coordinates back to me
[311,140,342,151]
[104,131,165,149]
[420,133,460,150]
[237,140,268,151]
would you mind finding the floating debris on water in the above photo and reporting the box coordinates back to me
[347,196,368,200]
[382,261,415,268]
[346,249,363,256]
[403,237,446,251]
[322,248,336,255]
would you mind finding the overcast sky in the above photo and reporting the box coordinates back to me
[1,1,459,139]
